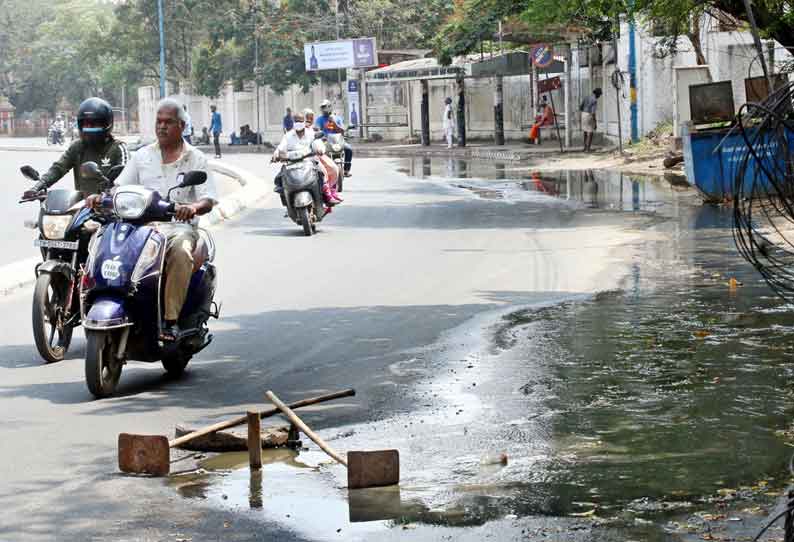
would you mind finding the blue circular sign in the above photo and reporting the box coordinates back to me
[531,44,554,68]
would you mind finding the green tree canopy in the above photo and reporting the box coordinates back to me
[432,0,794,66]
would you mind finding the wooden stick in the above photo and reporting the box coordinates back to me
[169,388,355,448]
[247,411,262,470]
[265,390,348,467]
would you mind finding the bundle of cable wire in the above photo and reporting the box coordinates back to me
[733,81,794,302]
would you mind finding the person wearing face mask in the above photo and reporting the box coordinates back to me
[272,113,342,207]
[22,97,129,200]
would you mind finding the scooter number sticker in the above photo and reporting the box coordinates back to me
[101,256,122,280]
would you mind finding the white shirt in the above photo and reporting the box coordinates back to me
[442,104,455,130]
[115,141,218,224]
[275,129,314,156]
[182,112,193,138]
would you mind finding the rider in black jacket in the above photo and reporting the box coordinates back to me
[22,97,129,199]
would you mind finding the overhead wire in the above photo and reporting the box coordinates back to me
[733,82,794,304]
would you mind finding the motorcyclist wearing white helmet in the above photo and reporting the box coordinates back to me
[314,99,353,177]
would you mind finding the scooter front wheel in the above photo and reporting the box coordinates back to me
[299,206,313,237]
[85,330,122,398]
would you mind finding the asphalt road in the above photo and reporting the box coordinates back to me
[0,155,650,541]
[0,149,72,267]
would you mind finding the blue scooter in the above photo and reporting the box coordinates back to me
[80,163,219,398]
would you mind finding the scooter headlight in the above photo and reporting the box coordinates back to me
[331,144,342,152]
[114,186,151,220]
[114,193,147,220]
[131,234,162,283]
[41,215,72,240]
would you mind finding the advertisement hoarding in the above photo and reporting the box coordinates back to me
[347,80,360,126]
[305,38,377,71]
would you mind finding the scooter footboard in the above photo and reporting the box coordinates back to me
[84,296,131,330]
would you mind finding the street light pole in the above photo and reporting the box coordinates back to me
[254,1,260,140]
[157,0,166,98]
[335,0,341,93]
[255,34,260,139]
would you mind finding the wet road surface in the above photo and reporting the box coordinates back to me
[0,156,790,541]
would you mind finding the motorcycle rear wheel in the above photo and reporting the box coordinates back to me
[32,273,73,363]
[162,352,190,376]
[299,206,313,237]
[85,330,122,398]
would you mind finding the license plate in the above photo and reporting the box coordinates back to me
[34,239,78,250]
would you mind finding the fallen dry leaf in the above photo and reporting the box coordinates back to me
[570,509,596,517]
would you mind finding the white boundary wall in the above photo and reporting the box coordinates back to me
[138,17,792,147]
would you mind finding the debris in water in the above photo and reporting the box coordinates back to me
[480,453,508,466]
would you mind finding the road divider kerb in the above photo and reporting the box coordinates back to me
[0,161,269,297]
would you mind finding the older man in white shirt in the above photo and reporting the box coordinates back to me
[113,98,218,339]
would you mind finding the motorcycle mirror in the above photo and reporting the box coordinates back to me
[179,170,207,188]
[20,165,40,181]
[107,164,126,182]
[80,161,103,179]
[19,166,39,181]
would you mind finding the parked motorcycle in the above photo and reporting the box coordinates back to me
[80,163,219,398]
[275,143,328,237]
[19,164,118,363]
[324,131,346,192]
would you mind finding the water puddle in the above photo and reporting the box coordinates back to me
[397,156,688,214]
[169,165,794,540]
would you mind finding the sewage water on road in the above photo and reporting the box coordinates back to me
[171,161,794,541]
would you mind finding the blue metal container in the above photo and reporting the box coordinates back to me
[683,124,794,203]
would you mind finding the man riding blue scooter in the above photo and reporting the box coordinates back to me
[315,99,353,177]
[82,97,219,397]
[111,98,217,340]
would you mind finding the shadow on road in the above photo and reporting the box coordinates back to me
[0,303,502,421]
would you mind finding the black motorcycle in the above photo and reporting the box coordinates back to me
[19,164,119,362]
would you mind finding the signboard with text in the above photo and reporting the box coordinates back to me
[347,80,360,127]
[304,38,377,71]
[538,76,561,94]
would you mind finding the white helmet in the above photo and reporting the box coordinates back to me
[320,99,332,114]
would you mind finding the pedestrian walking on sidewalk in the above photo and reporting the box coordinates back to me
[442,97,455,149]
[210,104,222,158]
[580,88,602,152]
[182,104,193,145]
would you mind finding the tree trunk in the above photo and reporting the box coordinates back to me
[687,14,707,65]
[714,0,794,51]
